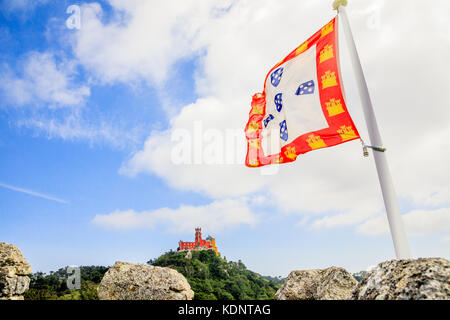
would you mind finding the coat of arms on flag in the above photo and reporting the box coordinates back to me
[245,17,360,167]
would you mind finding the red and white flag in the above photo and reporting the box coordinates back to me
[245,17,360,167]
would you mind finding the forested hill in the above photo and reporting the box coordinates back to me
[148,250,281,300]
[24,250,283,300]
[24,266,109,300]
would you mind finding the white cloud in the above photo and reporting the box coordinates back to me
[358,208,450,236]
[0,52,90,107]
[393,126,450,208]
[92,198,257,233]
[311,209,377,230]
[118,97,270,198]
[71,0,232,85]
[16,113,145,150]
[0,52,146,149]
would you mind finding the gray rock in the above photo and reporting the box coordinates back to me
[0,275,30,296]
[352,258,450,300]
[98,261,194,300]
[0,295,25,300]
[0,242,32,300]
[275,266,357,300]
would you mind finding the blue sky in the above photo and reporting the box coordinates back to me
[1,0,450,277]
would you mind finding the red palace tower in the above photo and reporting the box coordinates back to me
[178,227,219,255]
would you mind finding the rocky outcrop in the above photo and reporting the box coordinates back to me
[0,242,32,300]
[98,261,194,300]
[352,258,450,300]
[275,266,357,300]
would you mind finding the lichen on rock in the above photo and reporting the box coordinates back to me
[0,242,32,300]
[352,258,450,300]
[98,261,194,300]
[275,266,357,300]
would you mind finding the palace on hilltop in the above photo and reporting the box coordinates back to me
[178,227,219,255]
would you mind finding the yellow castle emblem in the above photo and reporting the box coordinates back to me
[307,135,327,150]
[272,155,284,164]
[337,125,357,141]
[326,98,344,117]
[321,21,334,38]
[247,120,260,133]
[248,158,259,167]
[295,41,308,56]
[321,71,338,89]
[247,140,260,167]
[319,45,334,63]
[284,146,297,160]
[251,104,264,115]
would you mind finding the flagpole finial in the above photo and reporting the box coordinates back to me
[333,0,348,10]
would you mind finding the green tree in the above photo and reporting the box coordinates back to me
[149,250,280,300]
[25,266,108,300]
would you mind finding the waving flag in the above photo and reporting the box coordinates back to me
[245,17,360,167]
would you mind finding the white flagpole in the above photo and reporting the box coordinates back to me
[333,0,411,259]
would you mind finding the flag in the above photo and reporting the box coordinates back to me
[245,17,360,167]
